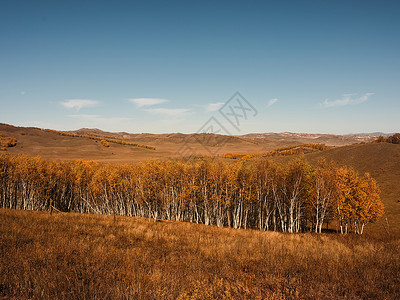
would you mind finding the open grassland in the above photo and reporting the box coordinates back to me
[0,123,376,163]
[1,209,399,299]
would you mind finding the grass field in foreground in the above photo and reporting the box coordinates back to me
[1,209,399,299]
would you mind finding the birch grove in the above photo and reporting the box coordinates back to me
[0,154,384,234]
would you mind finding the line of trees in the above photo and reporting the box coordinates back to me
[224,144,334,160]
[43,129,156,150]
[0,154,384,234]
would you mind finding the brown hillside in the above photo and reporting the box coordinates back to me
[0,123,378,163]
[0,124,263,162]
[0,123,156,162]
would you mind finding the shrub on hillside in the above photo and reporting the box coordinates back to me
[100,139,110,147]
[0,136,17,150]
[387,133,400,144]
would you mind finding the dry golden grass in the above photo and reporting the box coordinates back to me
[1,209,399,299]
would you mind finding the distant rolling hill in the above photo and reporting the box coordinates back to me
[0,123,379,163]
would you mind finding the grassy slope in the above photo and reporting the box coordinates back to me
[1,209,399,299]
[0,123,159,163]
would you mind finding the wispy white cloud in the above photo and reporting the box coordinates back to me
[129,97,190,118]
[129,98,168,107]
[267,98,278,107]
[61,99,100,111]
[143,108,191,117]
[205,102,225,112]
[321,93,373,108]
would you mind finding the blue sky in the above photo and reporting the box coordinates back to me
[1,0,399,134]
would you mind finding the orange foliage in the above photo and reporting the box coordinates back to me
[224,152,246,159]
[0,135,17,150]
[0,154,384,234]
[225,144,334,160]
